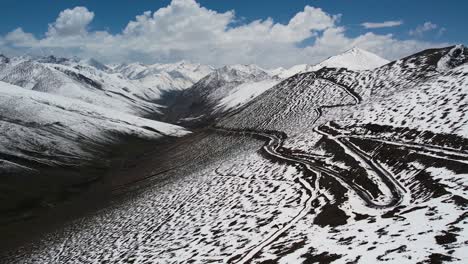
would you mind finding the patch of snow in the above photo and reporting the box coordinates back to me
[216,79,280,111]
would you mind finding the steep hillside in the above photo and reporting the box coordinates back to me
[0,81,188,168]
[213,45,468,262]
[0,80,188,226]
[163,64,279,125]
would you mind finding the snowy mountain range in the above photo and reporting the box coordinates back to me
[0,55,212,116]
[1,46,468,263]
[162,48,389,125]
[0,80,188,166]
[109,61,214,102]
[161,64,279,124]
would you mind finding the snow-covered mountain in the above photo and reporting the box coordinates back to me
[0,79,189,227]
[0,56,212,117]
[270,47,389,78]
[163,64,279,124]
[0,56,156,116]
[3,46,468,264]
[222,45,468,133]
[165,48,389,125]
[112,61,213,85]
[191,64,273,103]
[110,61,213,100]
[0,80,188,168]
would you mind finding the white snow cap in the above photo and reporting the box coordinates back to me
[271,47,389,78]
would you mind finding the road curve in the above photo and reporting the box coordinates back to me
[213,125,405,264]
[212,75,400,263]
[213,127,403,209]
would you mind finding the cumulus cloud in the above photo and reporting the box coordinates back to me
[361,20,403,29]
[46,7,94,37]
[5,28,37,46]
[409,22,438,37]
[0,0,449,67]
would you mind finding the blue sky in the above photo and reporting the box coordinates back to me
[0,0,464,67]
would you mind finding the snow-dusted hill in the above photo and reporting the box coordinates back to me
[271,47,389,79]
[0,81,188,169]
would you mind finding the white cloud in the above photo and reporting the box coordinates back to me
[361,20,403,29]
[0,0,449,68]
[409,22,438,37]
[46,7,94,37]
[5,28,37,46]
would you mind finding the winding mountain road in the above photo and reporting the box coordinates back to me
[214,125,406,263]
[213,127,404,209]
[212,76,410,263]
[346,134,468,165]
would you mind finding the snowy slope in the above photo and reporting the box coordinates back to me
[211,45,468,262]
[0,56,159,116]
[348,63,468,137]
[0,56,212,117]
[271,48,389,78]
[216,79,279,111]
[165,64,279,123]
[311,47,389,71]
[168,49,388,124]
[202,48,388,116]
[0,81,188,169]
[111,61,213,100]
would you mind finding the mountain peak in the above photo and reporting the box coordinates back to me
[437,44,468,72]
[345,46,368,53]
[345,46,363,53]
[213,64,269,82]
[341,47,386,60]
[270,48,388,79]
[219,64,262,72]
[312,47,389,71]
[80,58,109,71]
[193,64,271,91]
[0,54,9,64]
[37,55,70,64]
